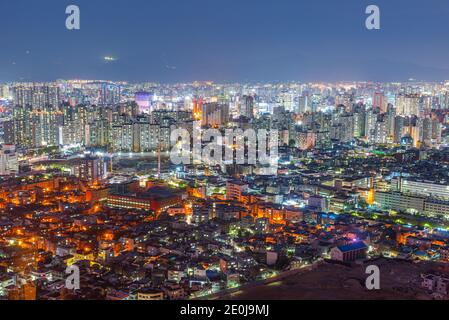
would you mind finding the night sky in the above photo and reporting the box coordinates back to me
[1,0,449,83]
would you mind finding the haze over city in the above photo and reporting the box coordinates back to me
[2,0,449,82]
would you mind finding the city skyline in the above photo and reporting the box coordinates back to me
[0,72,448,302]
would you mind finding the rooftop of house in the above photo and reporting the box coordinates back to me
[337,241,368,253]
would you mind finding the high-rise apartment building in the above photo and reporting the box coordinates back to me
[13,84,60,109]
[0,145,18,176]
[240,95,255,119]
[373,92,387,112]
[201,103,230,127]
[396,94,420,116]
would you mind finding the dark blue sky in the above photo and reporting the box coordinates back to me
[1,0,449,82]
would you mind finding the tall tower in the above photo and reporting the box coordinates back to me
[157,143,161,178]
